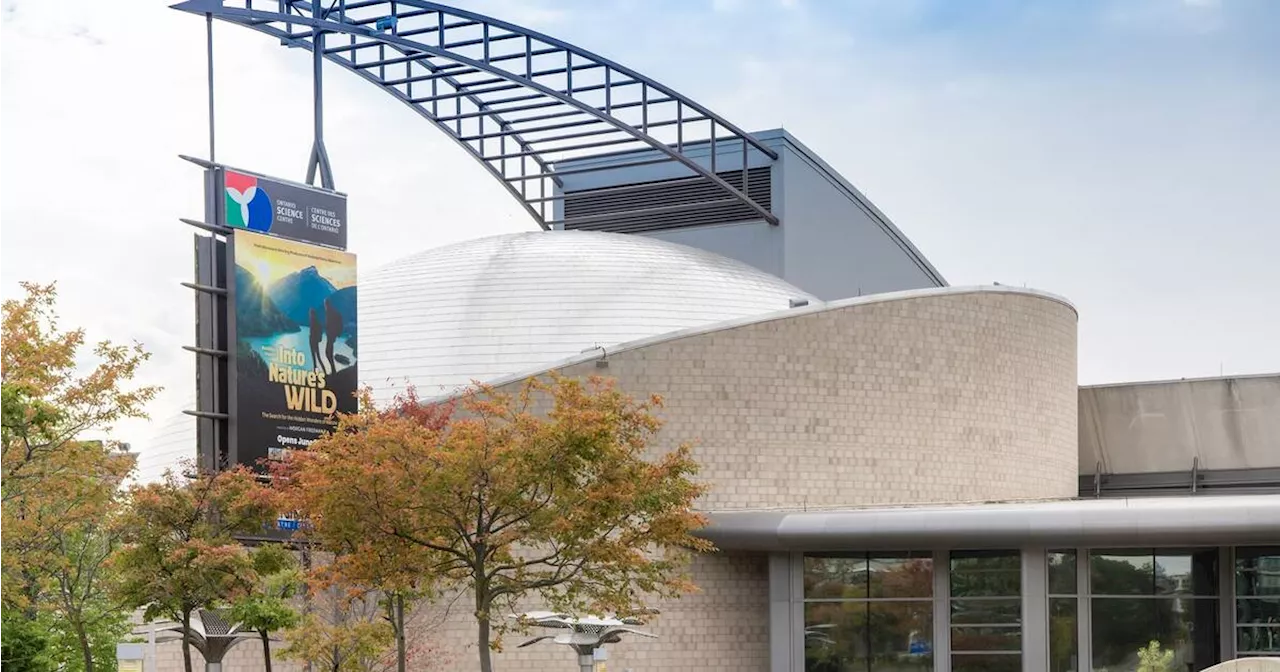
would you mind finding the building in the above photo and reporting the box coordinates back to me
[150,3,1278,670]
[145,230,1279,672]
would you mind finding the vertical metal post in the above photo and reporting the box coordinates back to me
[206,13,216,163]
[1076,547,1092,672]
[305,14,335,189]
[1022,548,1048,672]
[709,122,717,173]
[934,550,952,672]
[1219,546,1235,661]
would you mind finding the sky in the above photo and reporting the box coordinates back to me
[2,0,1278,462]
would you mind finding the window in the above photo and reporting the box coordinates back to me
[1048,550,1079,672]
[1235,547,1280,657]
[804,553,933,672]
[951,550,1021,672]
[1089,548,1219,671]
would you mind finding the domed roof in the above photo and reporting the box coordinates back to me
[360,230,813,398]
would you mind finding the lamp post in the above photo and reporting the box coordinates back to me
[513,611,658,672]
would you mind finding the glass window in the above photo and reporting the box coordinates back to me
[951,550,1021,671]
[869,553,933,598]
[1049,550,1077,596]
[806,554,869,600]
[1236,547,1280,656]
[1049,598,1078,672]
[1089,549,1219,671]
[804,553,932,672]
[1091,549,1153,595]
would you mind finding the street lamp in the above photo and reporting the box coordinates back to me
[148,610,261,672]
[513,611,657,672]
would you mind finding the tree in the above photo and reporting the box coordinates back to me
[112,467,277,672]
[0,280,158,593]
[228,545,303,672]
[2,281,159,672]
[283,374,712,672]
[280,585,394,672]
[39,523,135,672]
[1137,640,1175,672]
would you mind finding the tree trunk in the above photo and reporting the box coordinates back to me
[395,593,407,672]
[74,618,94,672]
[477,614,492,672]
[260,630,273,672]
[181,611,194,672]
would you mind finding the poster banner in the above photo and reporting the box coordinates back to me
[219,166,348,250]
[231,230,357,471]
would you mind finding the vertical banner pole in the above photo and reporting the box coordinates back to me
[306,12,335,189]
[206,13,216,163]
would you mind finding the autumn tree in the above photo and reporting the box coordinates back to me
[1,281,159,672]
[283,374,712,672]
[112,467,277,672]
[0,281,158,586]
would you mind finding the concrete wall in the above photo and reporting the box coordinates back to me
[537,286,1079,511]
[1080,374,1280,474]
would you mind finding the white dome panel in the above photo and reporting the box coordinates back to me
[359,231,813,398]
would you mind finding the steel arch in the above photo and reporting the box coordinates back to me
[172,0,780,229]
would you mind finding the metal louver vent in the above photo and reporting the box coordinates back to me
[562,167,773,234]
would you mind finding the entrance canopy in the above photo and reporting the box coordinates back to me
[703,494,1280,551]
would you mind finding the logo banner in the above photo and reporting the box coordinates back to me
[230,230,357,472]
[219,167,348,250]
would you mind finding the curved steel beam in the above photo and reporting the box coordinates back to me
[172,0,779,229]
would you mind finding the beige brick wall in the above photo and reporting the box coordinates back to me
[545,287,1080,510]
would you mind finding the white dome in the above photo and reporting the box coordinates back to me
[360,231,813,398]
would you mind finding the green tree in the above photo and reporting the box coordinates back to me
[112,467,276,672]
[1,610,54,672]
[1137,640,1175,672]
[282,374,712,672]
[39,524,135,672]
[280,586,394,672]
[228,545,303,672]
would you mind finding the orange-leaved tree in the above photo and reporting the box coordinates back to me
[112,467,277,672]
[282,374,713,672]
[2,282,158,599]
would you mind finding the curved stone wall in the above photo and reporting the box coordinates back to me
[537,286,1079,510]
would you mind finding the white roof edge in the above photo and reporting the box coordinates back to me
[1080,371,1280,390]
[700,494,1280,551]
[435,284,1075,402]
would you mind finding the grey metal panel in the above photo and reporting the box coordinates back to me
[777,140,944,300]
[1022,548,1048,672]
[933,550,951,672]
[768,553,793,672]
[1080,375,1280,474]
[641,221,784,281]
[701,495,1280,551]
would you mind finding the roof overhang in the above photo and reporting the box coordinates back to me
[700,495,1280,551]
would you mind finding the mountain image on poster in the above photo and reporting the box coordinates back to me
[231,230,357,472]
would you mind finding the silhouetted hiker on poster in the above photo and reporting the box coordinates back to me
[308,307,325,374]
[324,297,344,374]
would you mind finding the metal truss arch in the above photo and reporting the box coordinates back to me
[173,0,779,229]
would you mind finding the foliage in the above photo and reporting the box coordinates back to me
[37,525,134,672]
[228,545,303,672]
[1,610,54,672]
[1,281,159,672]
[1136,640,1175,672]
[111,467,277,672]
[280,586,395,672]
[281,374,712,672]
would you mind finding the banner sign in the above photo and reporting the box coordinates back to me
[218,166,348,250]
[230,230,357,472]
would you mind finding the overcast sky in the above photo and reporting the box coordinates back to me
[2,0,1278,460]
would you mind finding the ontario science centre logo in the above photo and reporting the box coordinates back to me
[224,171,273,232]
